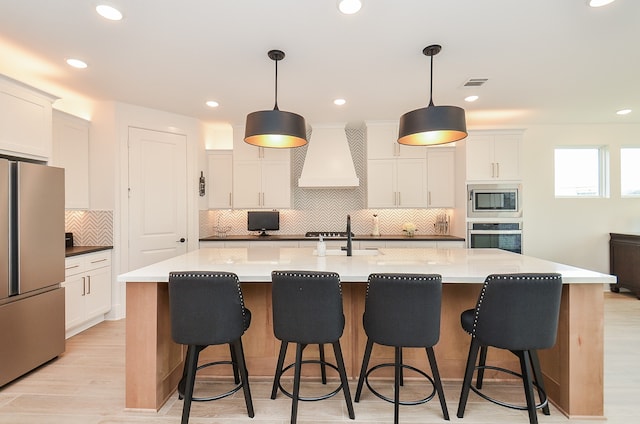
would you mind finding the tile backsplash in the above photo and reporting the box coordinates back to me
[65,210,113,246]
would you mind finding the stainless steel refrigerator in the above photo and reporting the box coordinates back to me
[0,158,65,387]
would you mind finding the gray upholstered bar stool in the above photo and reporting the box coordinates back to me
[354,273,449,423]
[456,273,563,424]
[270,270,355,424]
[168,271,254,424]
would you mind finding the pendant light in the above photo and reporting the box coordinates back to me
[398,44,467,146]
[244,50,307,148]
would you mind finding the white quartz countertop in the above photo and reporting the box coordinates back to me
[118,247,616,284]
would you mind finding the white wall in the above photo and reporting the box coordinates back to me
[521,124,640,274]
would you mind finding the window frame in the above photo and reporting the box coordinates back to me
[553,146,609,198]
[620,146,640,197]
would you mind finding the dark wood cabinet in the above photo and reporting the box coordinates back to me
[610,233,640,299]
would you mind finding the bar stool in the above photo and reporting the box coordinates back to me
[354,273,449,423]
[168,271,254,424]
[456,273,563,424]
[270,270,355,424]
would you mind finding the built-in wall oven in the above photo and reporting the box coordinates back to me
[467,222,523,254]
[467,183,522,219]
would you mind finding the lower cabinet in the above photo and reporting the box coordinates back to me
[610,233,640,299]
[63,250,112,338]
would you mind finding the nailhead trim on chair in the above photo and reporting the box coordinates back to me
[471,274,562,338]
[169,272,248,321]
[365,273,440,299]
[272,271,342,294]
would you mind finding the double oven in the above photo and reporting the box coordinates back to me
[466,184,523,254]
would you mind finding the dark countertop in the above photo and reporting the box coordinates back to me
[65,246,113,257]
[199,234,465,242]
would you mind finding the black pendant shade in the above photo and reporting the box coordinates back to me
[398,45,467,146]
[244,50,307,148]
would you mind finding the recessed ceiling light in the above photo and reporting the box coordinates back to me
[66,58,88,69]
[588,0,615,7]
[616,109,632,115]
[464,95,479,102]
[205,100,219,108]
[96,4,123,21]
[338,0,362,15]
[334,98,346,106]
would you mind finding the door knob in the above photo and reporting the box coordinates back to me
[177,238,186,243]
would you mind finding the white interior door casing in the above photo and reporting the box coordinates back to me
[128,128,187,270]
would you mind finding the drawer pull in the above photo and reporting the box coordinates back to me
[66,264,80,270]
[90,258,108,264]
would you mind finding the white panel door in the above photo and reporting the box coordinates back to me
[128,128,187,270]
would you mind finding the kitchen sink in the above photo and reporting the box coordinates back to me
[314,249,381,256]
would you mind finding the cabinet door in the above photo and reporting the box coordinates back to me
[84,266,112,319]
[367,159,397,207]
[466,135,495,181]
[493,135,521,180]
[427,148,455,207]
[233,126,290,161]
[232,161,262,208]
[207,151,233,209]
[52,111,90,209]
[261,160,291,208]
[62,275,86,331]
[367,123,398,159]
[396,159,427,207]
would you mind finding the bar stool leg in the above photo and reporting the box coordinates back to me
[290,343,304,424]
[319,344,327,384]
[394,346,401,424]
[426,347,450,420]
[398,347,404,386]
[229,343,240,384]
[271,341,288,399]
[181,345,199,424]
[529,350,550,415]
[355,338,374,402]
[518,350,539,424]
[232,339,255,418]
[476,345,488,389]
[332,341,355,419]
[457,339,481,418]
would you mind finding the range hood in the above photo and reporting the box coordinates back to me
[298,124,359,188]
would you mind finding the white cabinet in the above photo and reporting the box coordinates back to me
[366,121,426,159]
[232,126,291,209]
[62,250,112,338]
[0,75,56,160]
[367,122,428,208]
[52,110,90,209]
[466,131,522,181]
[368,158,426,208]
[426,147,455,207]
[207,150,233,209]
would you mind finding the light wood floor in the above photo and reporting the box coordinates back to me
[0,291,637,424]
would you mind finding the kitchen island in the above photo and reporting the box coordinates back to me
[118,247,614,418]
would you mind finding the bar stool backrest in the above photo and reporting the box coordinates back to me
[364,273,442,347]
[168,271,248,346]
[472,273,563,351]
[271,271,344,344]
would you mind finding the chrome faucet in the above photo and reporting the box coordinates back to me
[345,214,353,256]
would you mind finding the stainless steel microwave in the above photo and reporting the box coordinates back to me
[467,184,522,218]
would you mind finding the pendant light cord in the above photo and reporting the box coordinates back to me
[428,53,435,107]
[273,58,279,111]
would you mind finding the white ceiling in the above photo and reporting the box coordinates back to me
[0,0,638,128]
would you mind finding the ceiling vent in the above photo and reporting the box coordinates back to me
[463,78,488,87]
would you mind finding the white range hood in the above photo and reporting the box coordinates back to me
[298,124,359,188]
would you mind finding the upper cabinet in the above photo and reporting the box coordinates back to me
[366,121,426,159]
[466,130,523,181]
[0,75,57,160]
[232,126,291,209]
[366,122,428,208]
[52,110,90,209]
[207,150,233,209]
[426,147,455,208]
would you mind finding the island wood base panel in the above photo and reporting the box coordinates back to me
[125,281,603,418]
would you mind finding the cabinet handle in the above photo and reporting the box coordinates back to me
[258,192,261,205]
[228,192,232,207]
[491,163,495,178]
[82,276,86,296]
[428,191,432,205]
[87,275,91,295]
[90,258,107,264]
[496,162,500,178]
[66,264,80,270]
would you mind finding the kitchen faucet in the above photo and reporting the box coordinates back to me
[343,214,352,256]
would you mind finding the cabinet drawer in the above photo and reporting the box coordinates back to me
[65,250,112,278]
[65,256,86,278]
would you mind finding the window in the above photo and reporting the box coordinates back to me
[554,147,608,197]
[621,148,640,196]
